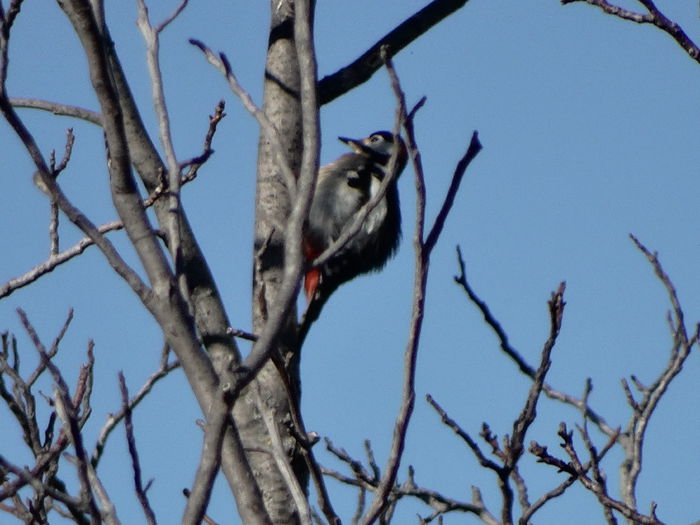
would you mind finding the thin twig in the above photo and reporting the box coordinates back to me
[616,235,699,509]
[226,327,258,342]
[17,310,104,523]
[181,100,226,182]
[423,132,481,254]
[427,395,502,473]
[189,39,297,197]
[182,389,227,525]
[453,246,619,439]
[361,50,481,525]
[254,384,313,524]
[9,97,102,125]
[92,345,179,467]
[154,0,189,33]
[359,54,420,525]
[1,159,203,301]
[560,0,700,62]
[119,372,157,525]
[136,0,188,303]
[536,424,663,524]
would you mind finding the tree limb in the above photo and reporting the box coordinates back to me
[561,0,700,63]
[318,0,470,105]
[9,97,102,125]
[119,373,157,525]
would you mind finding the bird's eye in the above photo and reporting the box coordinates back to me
[370,135,382,143]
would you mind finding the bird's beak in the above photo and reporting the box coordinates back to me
[338,136,372,156]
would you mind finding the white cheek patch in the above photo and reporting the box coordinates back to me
[369,174,381,198]
[365,199,387,236]
[345,169,361,185]
[364,176,387,236]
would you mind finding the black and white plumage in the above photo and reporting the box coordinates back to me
[303,131,408,302]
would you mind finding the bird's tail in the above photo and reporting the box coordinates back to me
[303,240,322,302]
[304,268,320,301]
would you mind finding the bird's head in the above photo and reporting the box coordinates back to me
[338,131,408,177]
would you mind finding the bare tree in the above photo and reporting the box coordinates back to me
[1,0,698,524]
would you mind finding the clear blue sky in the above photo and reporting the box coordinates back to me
[2,1,700,523]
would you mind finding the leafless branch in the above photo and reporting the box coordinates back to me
[426,395,501,473]
[0,328,80,504]
[45,128,75,257]
[1,77,153,305]
[509,283,565,465]
[532,424,663,524]
[454,245,619,439]
[0,0,26,36]
[181,489,220,525]
[520,474,577,525]
[427,285,566,524]
[561,0,700,63]
[51,127,76,176]
[1,220,118,299]
[92,345,179,467]
[15,309,107,524]
[181,100,226,182]
[254,385,313,524]
[189,38,297,197]
[322,439,494,524]
[226,327,258,342]
[59,0,180,310]
[119,373,157,525]
[325,438,378,488]
[401,466,486,523]
[1,325,55,458]
[615,235,699,510]
[0,456,86,514]
[273,378,339,524]
[358,55,425,525]
[2,4,150,306]
[154,0,188,33]
[1,160,205,301]
[423,130,481,253]
[318,0,470,104]
[182,389,228,525]
[0,320,90,522]
[135,0,191,303]
[9,97,102,125]
[358,50,481,525]
[48,198,60,258]
[190,0,318,411]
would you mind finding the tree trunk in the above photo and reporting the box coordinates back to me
[235,1,307,523]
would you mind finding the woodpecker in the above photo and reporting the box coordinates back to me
[303,130,408,304]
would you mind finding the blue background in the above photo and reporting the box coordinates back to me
[2,1,699,523]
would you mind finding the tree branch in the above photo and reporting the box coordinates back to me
[189,39,298,197]
[119,373,157,525]
[182,389,227,525]
[532,423,663,524]
[561,0,700,63]
[318,0,470,105]
[92,345,179,467]
[454,246,619,439]
[9,97,102,125]
[361,50,481,525]
[359,55,423,525]
[617,235,699,509]
[423,132,481,254]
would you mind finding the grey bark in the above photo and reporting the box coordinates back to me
[239,0,308,523]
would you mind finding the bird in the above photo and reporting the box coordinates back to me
[302,130,408,306]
